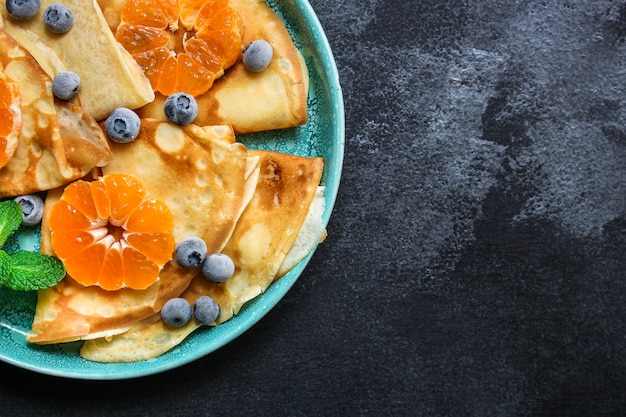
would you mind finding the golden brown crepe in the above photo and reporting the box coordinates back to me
[55,100,112,173]
[0,28,111,198]
[102,120,251,253]
[98,0,308,133]
[28,120,256,344]
[0,0,154,121]
[276,185,327,279]
[0,70,19,169]
[80,150,324,362]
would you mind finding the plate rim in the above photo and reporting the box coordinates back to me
[0,0,344,380]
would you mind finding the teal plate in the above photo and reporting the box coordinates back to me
[0,0,344,380]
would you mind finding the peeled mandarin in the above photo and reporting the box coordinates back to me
[116,0,243,96]
[49,174,175,291]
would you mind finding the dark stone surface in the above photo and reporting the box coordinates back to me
[0,0,624,415]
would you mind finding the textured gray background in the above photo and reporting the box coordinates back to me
[1,0,625,416]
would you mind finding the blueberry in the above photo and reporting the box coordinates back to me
[105,107,141,143]
[242,40,273,72]
[52,71,80,100]
[6,0,41,20]
[13,194,44,226]
[201,253,235,283]
[194,296,220,325]
[175,237,207,269]
[43,3,74,33]
[161,298,193,327]
[163,92,198,126]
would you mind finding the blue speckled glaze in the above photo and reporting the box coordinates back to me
[0,0,344,380]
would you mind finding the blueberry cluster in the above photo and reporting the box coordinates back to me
[6,1,74,33]
[160,237,236,327]
[174,237,235,283]
[161,296,220,328]
[7,1,80,100]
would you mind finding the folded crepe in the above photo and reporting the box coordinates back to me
[0,28,110,198]
[98,0,308,133]
[80,150,324,362]
[0,70,20,169]
[28,120,256,343]
[0,0,154,121]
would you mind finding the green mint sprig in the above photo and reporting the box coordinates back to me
[0,200,21,246]
[0,200,66,291]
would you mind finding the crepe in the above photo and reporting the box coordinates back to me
[276,185,327,278]
[28,120,256,344]
[98,0,308,133]
[0,0,154,120]
[102,120,252,252]
[0,70,19,169]
[80,150,323,362]
[0,28,111,198]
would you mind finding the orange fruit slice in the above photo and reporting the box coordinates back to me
[116,0,243,97]
[0,70,21,169]
[49,173,176,291]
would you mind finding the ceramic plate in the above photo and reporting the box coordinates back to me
[0,0,344,379]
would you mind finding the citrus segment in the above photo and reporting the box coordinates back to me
[0,71,20,169]
[179,0,212,28]
[50,229,103,259]
[133,48,172,90]
[120,0,179,29]
[49,200,95,232]
[126,232,176,265]
[90,181,111,220]
[117,0,243,97]
[61,181,100,221]
[63,243,108,287]
[184,38,222,73]
[115,25,170,55]
[97,244,125,291]
[125,199,173,232]
[103,173,146,225]
[49,174,176,291]
[122,246,162,289]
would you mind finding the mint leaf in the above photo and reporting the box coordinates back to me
[3,250,66,291]
[0,200,22,246]
[0,250,11,287]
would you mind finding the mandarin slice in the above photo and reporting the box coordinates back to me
[50,229,107,259]
[116,0,243,97]
[61,181,100,221]
[0,71,20,169]
[121,0,179,29]
[126,232,176,265]
[49,174,175,291]
[103,173,146,225]
[125,199,173,232]
[121,246,162,290]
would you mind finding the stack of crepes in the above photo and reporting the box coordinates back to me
[0,0,326,362]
